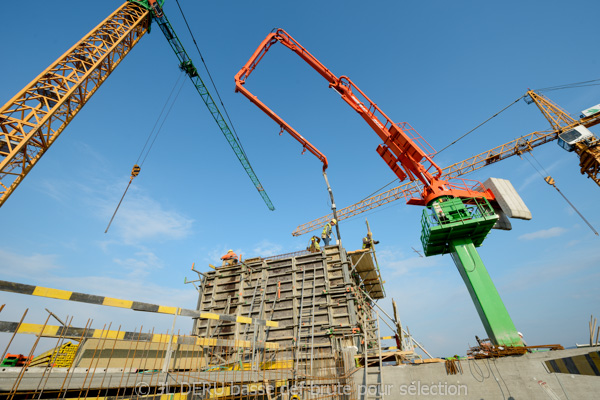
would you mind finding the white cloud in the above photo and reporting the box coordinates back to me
[37,180,70,204]
[377,247,440,276]
[113,250,163,276]
[251,240,283,258]
[101,194,194,244]
[517,157,564,192]
[518,226,566,240]
[35,156,194,246]
[0,249,62,278]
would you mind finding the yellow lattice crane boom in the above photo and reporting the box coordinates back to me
[0,0,274,210]
[526,90,600,187]
[293,90,600,236]
[0,3,150,208]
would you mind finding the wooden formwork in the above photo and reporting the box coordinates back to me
[194,245,378,372]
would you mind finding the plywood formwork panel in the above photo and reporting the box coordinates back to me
[194,245,382,371]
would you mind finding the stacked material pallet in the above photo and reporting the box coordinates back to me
[0,354,31,367]
[29,342,79,367]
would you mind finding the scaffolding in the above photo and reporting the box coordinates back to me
[193,244,426,374]
[0,243,432,399]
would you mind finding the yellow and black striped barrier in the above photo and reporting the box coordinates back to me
[0,321,279,349]
[0,280,277,328]
[545,351,600,376]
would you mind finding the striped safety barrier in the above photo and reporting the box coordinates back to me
[0,280,277,327]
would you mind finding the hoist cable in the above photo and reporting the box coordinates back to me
[136,70,185,165]
[535,78,600,93]
[523,154,598,236]
[105,73,186,234]
[140,78,186,166]
[104,179,133,234]
[435,95,524,156]
[172,0,249,159]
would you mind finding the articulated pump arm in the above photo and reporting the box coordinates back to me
[234,31,329,170]
[236,29,531,348]
[235,29,492,205]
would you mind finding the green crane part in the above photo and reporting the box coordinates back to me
[450,237,522,347]
[420,197,498,256]
[131,0,274,210]
[421,197,523,347]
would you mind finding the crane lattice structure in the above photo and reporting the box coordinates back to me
[292,90,600,236]
[0,0,273,210]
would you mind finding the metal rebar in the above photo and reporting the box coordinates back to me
[1,308,28,362]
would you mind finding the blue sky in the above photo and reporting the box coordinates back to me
[1,0,599,357]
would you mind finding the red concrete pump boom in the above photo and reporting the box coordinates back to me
[235,28,494,206]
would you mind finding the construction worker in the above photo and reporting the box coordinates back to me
[307,236,321,253]
[362,232,380,249]
[321,218,336,246]
[518,331,528,347]
[220,249,238,266]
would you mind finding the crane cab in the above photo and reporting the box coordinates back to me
[557,125,596,152]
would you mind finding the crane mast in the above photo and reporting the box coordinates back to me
[236,28,529,347]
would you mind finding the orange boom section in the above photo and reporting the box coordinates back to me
[234,28,494,206]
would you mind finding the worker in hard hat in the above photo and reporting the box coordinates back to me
[307,236,321,253]
[362,232,380,249]
[221,249,239,266]
[321,218,337,246]
[518,331,528,347]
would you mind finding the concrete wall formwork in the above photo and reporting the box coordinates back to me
[194,245,375,371]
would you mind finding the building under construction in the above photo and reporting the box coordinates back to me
[0,243,425,400]
[1,242,599,400]
[1,1,600,399]
[191,244,418,373]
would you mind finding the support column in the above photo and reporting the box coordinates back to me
[450,237,522,347]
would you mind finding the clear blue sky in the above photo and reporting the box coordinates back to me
[1,0,599,357]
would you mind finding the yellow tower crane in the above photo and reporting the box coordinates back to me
[0,1,273,210]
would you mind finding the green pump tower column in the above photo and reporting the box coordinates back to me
[420,196,523,347]
[450,237,522,347]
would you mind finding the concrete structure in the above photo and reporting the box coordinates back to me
[356,347,599,399]
[193,245,387,372]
